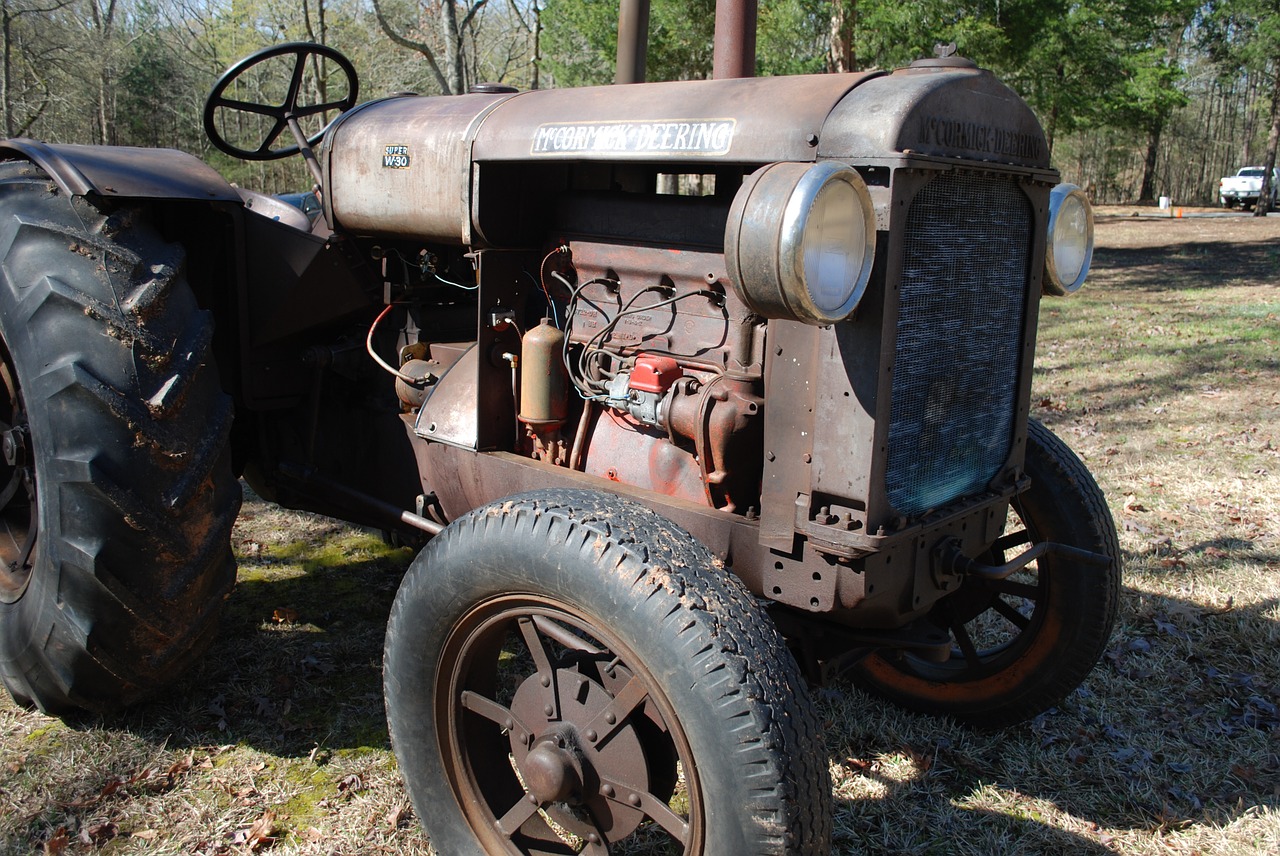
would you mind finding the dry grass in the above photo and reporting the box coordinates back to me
[2,211,1279,854]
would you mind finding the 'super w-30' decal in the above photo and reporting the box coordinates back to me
[532,119,736,156]
[383,145,411,168]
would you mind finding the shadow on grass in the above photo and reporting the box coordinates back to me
[15,526,1278,854]
[823,569,1279,853]
[94,541,413,761]
[1091,238,1280,292]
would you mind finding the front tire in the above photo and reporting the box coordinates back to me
[854,419,1121,727]
[384,489,831,855]
[0,162,240,713]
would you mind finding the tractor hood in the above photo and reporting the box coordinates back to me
[325,62,1047,243]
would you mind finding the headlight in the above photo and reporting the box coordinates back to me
[1043,183,1094,295]
[725,161,876,325]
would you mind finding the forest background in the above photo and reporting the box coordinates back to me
[3,0,1279,206]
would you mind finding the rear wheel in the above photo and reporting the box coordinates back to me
[384,489,831,855]
[0,162,240,713]
[854,419,1120,727]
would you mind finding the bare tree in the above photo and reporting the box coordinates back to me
[370,0,488,95]
[1,0,73,136]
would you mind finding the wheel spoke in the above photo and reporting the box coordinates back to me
[212,96,282,118]
[518,615,562,720]
[948,610,982,669]
[991,527,1032,554]
[285,53,309,115]
[542,804,609,853]
[598,775,690,843]
[584,675,649,746]
[460,689,530,737]
[984,577,1040,601]
[494,793,540,837]
[258,118,289,154]
[294,98,351,118]
[518,616,557,676]
[991,596,1031,630]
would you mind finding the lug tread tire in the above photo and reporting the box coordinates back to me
[385,488,831,855]
[0,162,240,714]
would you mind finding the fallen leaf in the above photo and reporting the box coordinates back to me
[387,801,409,830]
[42,828,69,856]
[80,821,118,846]
[272,607,299,624]
[1123,494,1147,513]
[132,829,160,841]
[337,773,364,797]
[167,753,194,779]
[241,810,276,851]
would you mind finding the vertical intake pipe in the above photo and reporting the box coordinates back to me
[615,0,650,84]
[713,0,758,79]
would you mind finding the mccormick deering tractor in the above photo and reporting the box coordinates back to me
[0,4,1118,852]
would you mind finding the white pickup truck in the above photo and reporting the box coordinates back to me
[1219,166,1279,208]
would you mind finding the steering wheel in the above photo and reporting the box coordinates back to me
[203,42,359,161]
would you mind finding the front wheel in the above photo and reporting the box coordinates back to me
[853,419,1121,727]
[384,489,831,855]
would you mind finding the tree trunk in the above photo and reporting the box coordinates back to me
[2,2,12,138]
[1253,67,1279,217]
[1138,120,1162,203]
[441,0,465,94]
[828,1,854,73]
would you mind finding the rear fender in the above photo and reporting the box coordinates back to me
[0,138,240,203]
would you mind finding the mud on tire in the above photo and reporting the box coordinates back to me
[0,161,240,714]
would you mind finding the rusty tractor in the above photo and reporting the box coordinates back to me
[0,4,1117,853]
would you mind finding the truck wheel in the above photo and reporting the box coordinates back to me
[384,488,830,855]
[0,162,239,713]
[854,419,1120,728]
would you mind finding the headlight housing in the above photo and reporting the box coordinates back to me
[1043,183,1094,295]
[725,161,876,325]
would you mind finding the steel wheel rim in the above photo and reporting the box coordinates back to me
[892,500,1049,682]
[436,594,704,854]
[0,336,35,604]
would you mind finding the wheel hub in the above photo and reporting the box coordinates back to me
[521,737,582,804]
[509,666,653,840]
[2,425,25,467]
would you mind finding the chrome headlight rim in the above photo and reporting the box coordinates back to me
[725,160,877,326]
[779,161,877,323]
[1043,183,1094,296]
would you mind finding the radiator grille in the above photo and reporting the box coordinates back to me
[885,173,1033,517]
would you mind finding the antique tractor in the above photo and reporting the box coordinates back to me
[0,6,1117,853]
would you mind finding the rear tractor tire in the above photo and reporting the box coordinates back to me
[0,162,240,714]
[384,489,832,855]
[854,418,1121,728]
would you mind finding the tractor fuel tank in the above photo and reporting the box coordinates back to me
[325,73,876,243]
[324,92,515,242]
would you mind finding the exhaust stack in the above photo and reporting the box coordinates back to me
[615,0,757,83]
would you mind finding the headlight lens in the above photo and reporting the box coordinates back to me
[726,161,876,325]
[1044,183,1094,295]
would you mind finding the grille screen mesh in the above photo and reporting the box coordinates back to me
[885,173,1033,516]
